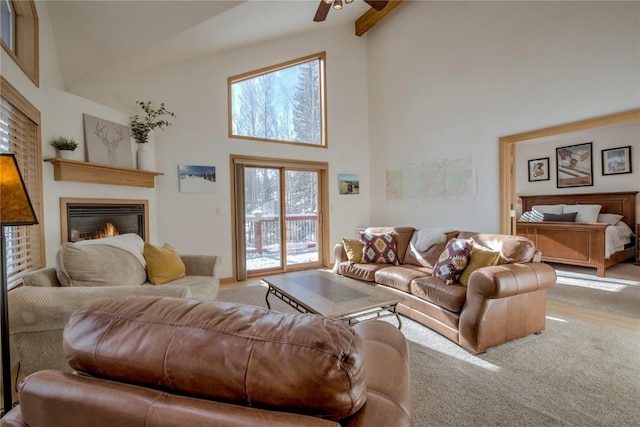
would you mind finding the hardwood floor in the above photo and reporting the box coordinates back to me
[547,300,640,335]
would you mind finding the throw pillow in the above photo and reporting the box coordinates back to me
[359,232,400,265]
[432,238,473,285]
[342,238,364,263]
[144,242,186,285]
[458,242,500,286]
[542,212,578,222]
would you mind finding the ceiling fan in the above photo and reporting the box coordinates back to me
[314,0,388,23]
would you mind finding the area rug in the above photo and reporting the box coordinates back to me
[218,285,640,426]
[548,262,640,318]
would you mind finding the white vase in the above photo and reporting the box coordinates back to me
[58,149,74,160]
[136,143,154,170]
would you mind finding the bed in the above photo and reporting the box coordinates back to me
[516,191,637,277]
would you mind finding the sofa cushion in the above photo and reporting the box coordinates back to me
[342,237,364,263]
[465,233,536,264]
[144,242,186,285]
[404,231,460,268]
[458,242,500,286]
[64,296,366,421]
[374,265,431,293]
[365,227,415,263]
[56,241,146,287]
[360,232,400,265]
[432,238,472,285]
[338,262,386,282]
[410,276,467,313]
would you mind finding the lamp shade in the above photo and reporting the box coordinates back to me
[0,154,38,226]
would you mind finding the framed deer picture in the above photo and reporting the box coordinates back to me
[83,114,133,168]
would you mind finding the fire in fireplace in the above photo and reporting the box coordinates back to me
[61,198,149,243]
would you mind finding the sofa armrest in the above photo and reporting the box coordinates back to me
[466,262,556,300]
[9,285,191,334]
[21,267,61,288]
[332,244,347,273]
[460,262,557,353]
[180,255,217,277]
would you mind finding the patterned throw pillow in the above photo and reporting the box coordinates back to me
[433,238,473,285]
[360,232,400,265]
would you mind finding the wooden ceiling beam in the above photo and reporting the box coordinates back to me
[355,0,405,37]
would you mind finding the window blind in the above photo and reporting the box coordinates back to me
[1,97,42,289]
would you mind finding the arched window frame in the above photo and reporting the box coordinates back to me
[1,0,39,87]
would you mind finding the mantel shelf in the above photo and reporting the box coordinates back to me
[45,158,164,188]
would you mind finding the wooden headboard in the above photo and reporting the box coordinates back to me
[519,191,638,230]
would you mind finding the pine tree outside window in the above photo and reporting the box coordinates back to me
[228,52,327,147]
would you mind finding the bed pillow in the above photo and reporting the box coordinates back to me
[542,212,578,222]
[532,205,564,215]
[342,238,364,263]
[597,213,624,225]
[433,238,472,285]
[518,211,542,222]
[563,204,602,223]
[359,232,400,265]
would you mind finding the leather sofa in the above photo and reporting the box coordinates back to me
[1,296,412,427]
[334,227,557,353]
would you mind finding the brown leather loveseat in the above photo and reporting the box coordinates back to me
[334,227,557,353]
[1,296,412,427]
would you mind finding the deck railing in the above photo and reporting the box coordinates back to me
[246,213,318,254]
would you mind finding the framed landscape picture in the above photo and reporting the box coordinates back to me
[556,142,593,188]
[527,157,550,182]
[601,146,632,175]
[179,165,216,193]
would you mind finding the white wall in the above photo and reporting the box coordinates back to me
[366,1,640,232]
[41,87,159,266]
[68,23,372,278]
[516,122,640,215]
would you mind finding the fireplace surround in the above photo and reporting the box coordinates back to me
[60,198,149,244]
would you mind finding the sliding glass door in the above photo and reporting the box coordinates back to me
[232,156,327,279]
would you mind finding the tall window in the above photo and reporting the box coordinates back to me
[228,52,327,147]
[0,0,13,50]
[0,0,39,86]
[0,77,43,289]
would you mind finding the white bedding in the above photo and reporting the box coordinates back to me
[605,222,634,259]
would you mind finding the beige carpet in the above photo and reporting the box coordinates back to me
[218,284,640,427]
[547,261,640,318]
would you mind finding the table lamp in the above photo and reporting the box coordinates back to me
[0,153,38,416]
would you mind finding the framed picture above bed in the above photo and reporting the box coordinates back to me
[556,142,593,188]
[527,157,550,182]
[601,146,632,175]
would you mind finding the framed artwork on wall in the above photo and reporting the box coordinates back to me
[338,173,360,195]
[83,114,133,168]
[601,146,632,175]
[179,164,216,193]
[527,157,550,182]
[556,142,593,188]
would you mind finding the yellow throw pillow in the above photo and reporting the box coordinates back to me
[143,242,186,285]
[458,243,500,286]
[342,238,364,264]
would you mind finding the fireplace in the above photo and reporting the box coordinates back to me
[60,198,149,243]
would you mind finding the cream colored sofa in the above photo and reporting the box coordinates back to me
[8,234,219,376]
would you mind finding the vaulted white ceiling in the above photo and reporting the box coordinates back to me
[45,0,371,87]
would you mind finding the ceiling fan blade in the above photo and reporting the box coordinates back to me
[314,1,331,22]
[364,0,388,11]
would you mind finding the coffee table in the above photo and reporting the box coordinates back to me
[262,270,403,328]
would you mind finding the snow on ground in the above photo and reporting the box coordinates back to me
[179,176,216,193]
